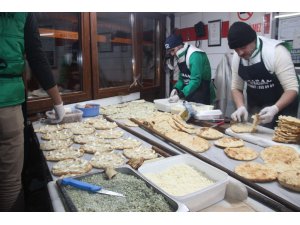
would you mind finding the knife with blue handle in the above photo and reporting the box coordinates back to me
[61,178,125,197]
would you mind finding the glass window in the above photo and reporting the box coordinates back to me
[26,12,82,99]
[96,12,133,88]
[141,17,157,87]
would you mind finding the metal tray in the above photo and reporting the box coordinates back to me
[56,166,188,212]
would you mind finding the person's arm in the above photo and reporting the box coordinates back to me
[24,13,64,122]
[273,45,299,111]
[231,89,245,108]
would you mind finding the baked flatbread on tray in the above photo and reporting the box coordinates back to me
[278,170,300,192]
[196,127,224,140]
[230,114,260,133]
[235,162,277,182]
[224,147,258,161]
[52,158,92,176]
[214,137,244,148]
[230,123,254,133]
[260,145,299,164]
[44,147,84,161]
[180,135,211,153]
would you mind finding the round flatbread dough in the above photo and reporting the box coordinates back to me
[196,127,224,140]
[123,146,158,160]
[260,145,299,164]
[235,162,277,182]
[94,129,124,139]
[45,147,84,161]
[224,147,258,161]
[90,152,126,169]
[41,129,73,140]
[52,158,92,176]
[40,139,73,151]
[214,137,244,148]
[278,170,300,192]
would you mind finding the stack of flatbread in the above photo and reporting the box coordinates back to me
[272,115,300,144]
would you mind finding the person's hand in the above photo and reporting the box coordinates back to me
[259,105,279,124]
[168,94,180,103]
[231,106,248,122]
[53,102,65,123]
[170,89,178,97]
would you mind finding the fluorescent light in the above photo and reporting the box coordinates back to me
[40,32,54,36]
[274,13,300,19]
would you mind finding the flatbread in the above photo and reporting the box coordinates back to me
[70,126,95,135]
[34,124,63,133]
[79,143,115,154]
[122,119,139,127]
[41,129,73,140]
[40,139,73,151]
[278,170,300,192]
[235,162,277,182]
[260,145,299,164]
[179,135,210,153]
[90,152,126,169]
[196,127,224,140]
[110,138,142,149]
[123,146,158,160]
[94,129,124,139]
[73,134,110,144]
[93,120,118,130]
[44,147,84,161]
[214,137,244,148]
[52,158,92,176]
[224,147,258,161]
[230,123,254,133]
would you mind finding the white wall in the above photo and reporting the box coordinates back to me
[174,12,231,78]
[174,12,270,78]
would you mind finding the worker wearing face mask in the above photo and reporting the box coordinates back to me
[228,21,299,128]
[165,34,215,105]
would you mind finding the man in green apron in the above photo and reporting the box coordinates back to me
[0,13,65,211]
[165,34,215,105]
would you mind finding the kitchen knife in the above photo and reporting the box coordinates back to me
[61,177,125,197]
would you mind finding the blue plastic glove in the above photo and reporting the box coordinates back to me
[231,106,248,122]
[259,105,279,124]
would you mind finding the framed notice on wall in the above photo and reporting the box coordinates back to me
[208,20,221,47]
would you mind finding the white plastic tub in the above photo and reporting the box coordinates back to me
[138,154,229,211]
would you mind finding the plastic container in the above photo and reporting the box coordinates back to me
[154,98,183,112]
[194,109,222,120]
[138,154,229,211]
[75,103,100,117]
[46,109,83,124]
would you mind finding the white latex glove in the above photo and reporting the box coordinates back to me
[168,94,180,103]
[170,89,178,97]
[52,102,65,123]
[259,105,279,124]
[231,106,248,122]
